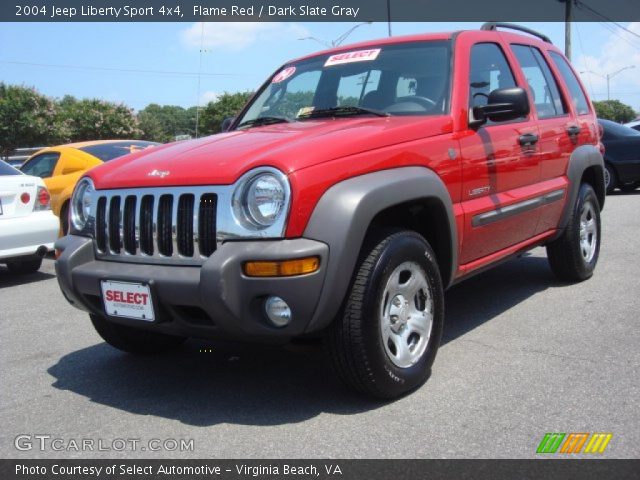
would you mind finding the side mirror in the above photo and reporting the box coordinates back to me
[221,116,236,132]
[471,87,529,126]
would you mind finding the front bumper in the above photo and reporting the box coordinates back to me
[55,236,329,340]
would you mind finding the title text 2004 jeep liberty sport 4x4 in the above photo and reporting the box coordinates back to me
[56,23,605,399]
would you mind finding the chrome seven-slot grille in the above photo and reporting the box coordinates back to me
[94,188,218,263]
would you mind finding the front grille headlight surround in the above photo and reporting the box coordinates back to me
[70,176,96,236]
[230,167,291,237]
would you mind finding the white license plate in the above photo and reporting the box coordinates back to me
[100,280,154,321]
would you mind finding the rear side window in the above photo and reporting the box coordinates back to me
[20,152,60,178]
[511,45,567,119]
[0,161,22,176]
[469,43,518,109]
[548,51,590,115]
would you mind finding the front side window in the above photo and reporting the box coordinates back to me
[78,141,159,162]
[511,44,567,119]
[549,51,590,115]
[236,40,452,128]
[469,43,518,110]
[20,152,60,178]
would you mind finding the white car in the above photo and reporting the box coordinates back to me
[0,161,59,274]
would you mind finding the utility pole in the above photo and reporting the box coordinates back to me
[562,0,572,61]
[580,66,635,101]
[387,0,392,37]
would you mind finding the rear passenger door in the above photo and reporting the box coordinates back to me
[459,42,541,264]
[510,44,574,233]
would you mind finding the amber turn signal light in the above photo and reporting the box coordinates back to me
[243,256,320,277]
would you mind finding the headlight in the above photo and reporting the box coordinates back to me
[233,170,287,229]
[71,177,94,232]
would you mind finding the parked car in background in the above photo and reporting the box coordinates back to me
[623,119,640,132]
[599,119,640,193]
[20,140,159,235]
[0,161,58,274]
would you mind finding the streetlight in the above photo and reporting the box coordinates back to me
[299,22,372,48]
[580,66,635,101]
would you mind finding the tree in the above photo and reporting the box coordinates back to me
[137,104,196,142]
[593,100,637,124]
[58,97,141,142]
[0,83,63,156]
[199,91,254,135]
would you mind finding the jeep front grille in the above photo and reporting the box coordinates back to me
[94,188,218,264]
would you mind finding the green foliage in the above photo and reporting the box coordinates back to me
[137,104,196,142]
[200,91,254,135]
[58,97,141,142]
[0,83,62,156]
[593,100,637,124]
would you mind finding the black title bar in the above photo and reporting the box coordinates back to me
[3,0,640,22]
[2,459,640,480]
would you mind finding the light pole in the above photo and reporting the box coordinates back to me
[580,66,635,101]
[299,22,372,48]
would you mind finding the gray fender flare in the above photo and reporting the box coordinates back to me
[559,144,605,231]
[302,166,457,332]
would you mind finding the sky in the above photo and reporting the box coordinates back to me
[1,21,639,111]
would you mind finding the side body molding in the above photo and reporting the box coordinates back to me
[303,166,457,333]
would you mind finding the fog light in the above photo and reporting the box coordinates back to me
[265,296,292,328]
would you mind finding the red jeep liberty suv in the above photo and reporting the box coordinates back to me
[56,23,605,398]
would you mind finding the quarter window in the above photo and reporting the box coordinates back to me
[20,152,60,178]
[549,51,590,115]
[512,45,567,118]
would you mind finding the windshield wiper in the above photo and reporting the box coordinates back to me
[298,105,389,119]
[236,116,291,129]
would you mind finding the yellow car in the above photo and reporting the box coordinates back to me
[20,140,159,235]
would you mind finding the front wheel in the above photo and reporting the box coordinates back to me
[546,183,601,282]
[326,230,444,399]
[90,314,186,354]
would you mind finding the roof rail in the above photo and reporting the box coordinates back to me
[480,22,552,44]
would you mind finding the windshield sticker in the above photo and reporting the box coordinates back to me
[324,48,381,67]
[297,106,315,117]
[272,66,296,83]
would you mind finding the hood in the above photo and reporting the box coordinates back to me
[90,116,453,189]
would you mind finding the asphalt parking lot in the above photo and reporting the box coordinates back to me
[1,192,639,459]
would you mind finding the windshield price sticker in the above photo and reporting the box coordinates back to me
[272,66,296,83]
[324,48,381,67]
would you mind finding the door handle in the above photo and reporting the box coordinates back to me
[567,125,581,137]
[519,133,539,147]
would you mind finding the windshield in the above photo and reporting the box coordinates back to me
[236,40,452,129]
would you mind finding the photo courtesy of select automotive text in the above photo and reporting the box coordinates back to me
[1,0,639,478]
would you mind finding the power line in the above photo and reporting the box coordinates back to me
[0,60,244,77]
[575,0,640,40]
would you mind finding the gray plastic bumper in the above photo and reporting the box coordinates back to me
[55,236,329,340]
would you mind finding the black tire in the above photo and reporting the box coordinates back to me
[604,163,617,194]
[90,314,186,354]
[60,202,69,236]
[6,257,43,274]
[326,229,444,399]
[546,183,601,282]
